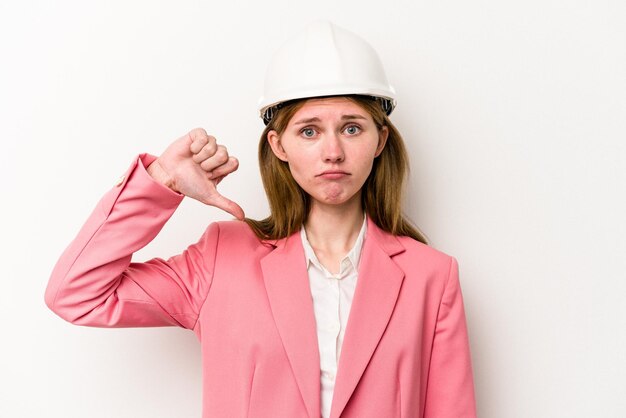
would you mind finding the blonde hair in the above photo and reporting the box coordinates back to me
[244,95,428,244]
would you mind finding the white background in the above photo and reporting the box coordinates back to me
[1,1,625,417]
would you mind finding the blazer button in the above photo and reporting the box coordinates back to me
[115,175,125,187]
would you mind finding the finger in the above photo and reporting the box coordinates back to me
[188,127,209,143]
[199,145,229,172]
[189,135,208,154]
[203,192,245,220]
[212,175,226,186]
[209,156,239,179]
[191,137,217,163]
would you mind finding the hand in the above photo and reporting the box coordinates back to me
[147,127,245,220]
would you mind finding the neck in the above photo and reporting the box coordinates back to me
[304,194,365,255]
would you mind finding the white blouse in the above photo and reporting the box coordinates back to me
[299,216,367,418]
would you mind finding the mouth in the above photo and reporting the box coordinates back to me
[317,170,350,179]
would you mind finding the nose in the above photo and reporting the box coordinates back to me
[322,132,345,163]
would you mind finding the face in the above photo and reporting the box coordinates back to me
[267,96,388,209]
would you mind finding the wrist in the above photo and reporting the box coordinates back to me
[146,160,177,192]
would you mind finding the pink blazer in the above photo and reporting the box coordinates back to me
[45,153,477,418]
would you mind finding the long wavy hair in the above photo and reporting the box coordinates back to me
[244,94,428,244]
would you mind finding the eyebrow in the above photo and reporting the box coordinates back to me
[293,114,368,125]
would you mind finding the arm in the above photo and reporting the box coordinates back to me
[423,256,478,418]
[44,153,218,329]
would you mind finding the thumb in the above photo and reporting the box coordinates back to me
[202,192,245,220]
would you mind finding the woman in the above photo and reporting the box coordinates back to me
[45,21,477,418]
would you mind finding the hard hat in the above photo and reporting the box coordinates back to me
[258,20,397,125]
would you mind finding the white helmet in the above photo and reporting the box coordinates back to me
[258,20,397,125]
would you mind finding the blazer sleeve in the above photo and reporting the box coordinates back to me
[423,256,478,418]
[44,153,218,330]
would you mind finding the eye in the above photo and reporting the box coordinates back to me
[300,127,317,138]
[344,124,361,135]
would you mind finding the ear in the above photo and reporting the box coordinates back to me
[374,125,389,157]
[267,130,289,162]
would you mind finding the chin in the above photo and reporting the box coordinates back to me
[314,190,361,207]
[322,197,349,205]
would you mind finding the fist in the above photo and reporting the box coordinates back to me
[147,128,245,220]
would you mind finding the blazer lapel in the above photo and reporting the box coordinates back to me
[329,217,406,418]
[261,232,321,418]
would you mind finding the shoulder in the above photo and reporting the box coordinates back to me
[209,219,258,240]
[367,218,456,275]
[396,235,452,259]
[393,234,457,278]
[208,220,269,250]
